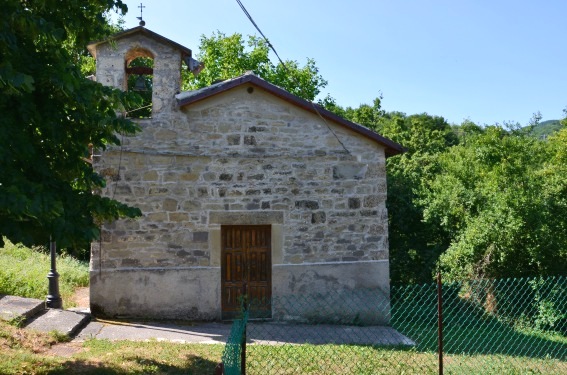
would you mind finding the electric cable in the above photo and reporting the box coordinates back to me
[234,0,351,154]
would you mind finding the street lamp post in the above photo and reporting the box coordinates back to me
[46,237,62,308]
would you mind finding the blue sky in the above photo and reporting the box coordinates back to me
[115,0,567,125]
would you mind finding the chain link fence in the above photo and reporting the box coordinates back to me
[218,310,249,375]
[217,275,566,374]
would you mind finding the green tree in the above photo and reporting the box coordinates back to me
[0,0,141,254]
[421,126,567,280]
[184,32,328,101]
[379,113,458,284]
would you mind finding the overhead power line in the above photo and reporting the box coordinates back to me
[234,0,351,155]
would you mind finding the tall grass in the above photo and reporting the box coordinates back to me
[0,239,89,307]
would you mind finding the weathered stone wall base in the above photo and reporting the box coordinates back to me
[90,268,221,320]
[272,261,390,325]
[90,261,390,324]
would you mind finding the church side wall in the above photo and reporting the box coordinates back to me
[90,88,390,322]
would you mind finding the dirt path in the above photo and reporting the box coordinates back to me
[71,287,89,309]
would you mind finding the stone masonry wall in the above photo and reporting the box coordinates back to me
[92,87,389,271]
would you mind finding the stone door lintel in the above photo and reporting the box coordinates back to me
[209,211,284,267]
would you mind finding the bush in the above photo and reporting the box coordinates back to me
[0,239,89,307]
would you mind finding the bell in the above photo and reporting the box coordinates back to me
[133,75,147,91]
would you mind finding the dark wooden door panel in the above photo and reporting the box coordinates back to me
[221,225,271,319]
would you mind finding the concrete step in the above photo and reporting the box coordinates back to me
[25,308,91,338]
[0,295,45,322]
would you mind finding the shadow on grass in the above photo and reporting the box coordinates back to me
[46,354,220,374]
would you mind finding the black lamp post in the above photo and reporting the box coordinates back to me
[46,236,62,308]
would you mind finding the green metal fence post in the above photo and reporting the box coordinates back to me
[241,321,247,375]
[241,282,247,375]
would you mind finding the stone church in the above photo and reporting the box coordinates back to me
[87,26,404,323]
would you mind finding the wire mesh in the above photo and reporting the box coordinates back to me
[441,276,566,374]
[222,310,248,375]
[220,275,566,374]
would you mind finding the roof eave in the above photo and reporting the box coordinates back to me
[177,75,405,157]
[87,26,192,59]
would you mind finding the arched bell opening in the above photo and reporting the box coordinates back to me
[125,48,154,118]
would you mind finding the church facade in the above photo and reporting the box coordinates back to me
[88,27,404,323]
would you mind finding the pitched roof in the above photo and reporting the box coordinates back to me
[176,73,405,156]
[87,26,193,60]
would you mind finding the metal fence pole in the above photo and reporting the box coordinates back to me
[214,362,224,375]
[437,272,443,375]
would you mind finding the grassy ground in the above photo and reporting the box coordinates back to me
[0,320,223,374]
[246,344,565,374]
[0,239,89,308]
[1,318,564,375]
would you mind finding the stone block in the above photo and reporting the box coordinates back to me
[311,211,326,224]
[366,236,383,243]
[248,174,264,180]
[333,163,368,180]
[143,170,159,181]
[227,134,240,145]
[348,198,361,209]
[197,187,208,197]
[149,187,168,195]
[146,212,168,221]
[155,129,178,140]
[364,195,382,208]
[295,200,319,210]
[246,202,260,210]
[124,171,141,182]
[182,200,201,211]
[179,172,199,181]
[163,172,178,182]
[366,164,386,178]
[244,135,257,145]
[219,173,233,181]
[209,211,284,224]
[193,232,209,242]
[115,185,132,194]
[163,198,178,211]
[203,172,217,182]
[169,212,189,222]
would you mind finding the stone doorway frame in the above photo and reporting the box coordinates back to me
[209,211,284,318]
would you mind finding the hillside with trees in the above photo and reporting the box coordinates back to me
[527,119,563,139]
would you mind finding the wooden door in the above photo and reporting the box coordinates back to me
[221,225,272,319]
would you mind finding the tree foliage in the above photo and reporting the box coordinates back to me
[183,32,328,101]
[0,0,142,254]
[421,125,567,281]
[328,97,567,283]
[379,113,458,284]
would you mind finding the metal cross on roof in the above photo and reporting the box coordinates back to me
[137,3,146,26]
